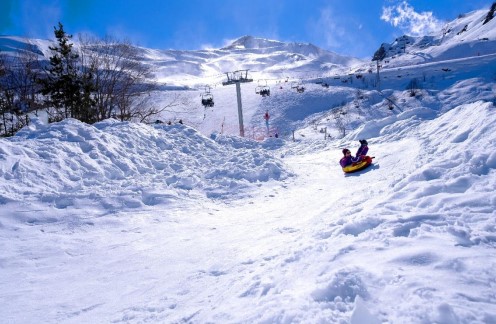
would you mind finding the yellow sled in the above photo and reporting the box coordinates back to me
[342,156,373,173]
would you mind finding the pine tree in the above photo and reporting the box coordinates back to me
[40,22,90,122]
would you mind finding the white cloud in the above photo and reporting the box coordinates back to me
[381,1,444,36]
[21,1,61,39]
[310,7,347,49]
[309,7,374,58]
[200,43,216,50]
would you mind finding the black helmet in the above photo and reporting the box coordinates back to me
[359,139,368,145]
[342,148,350,155]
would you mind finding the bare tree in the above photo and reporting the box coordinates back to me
[79,35,156,122]
[79,35,195,123]
[8,42,44,115]
[332,106,348,138]
[354,90,365,115]
[0,50,38,136]
[129,92,192,123]
[386,95,397,111]
[0,53,11,136]
[1,30,192,132]
[406,78,420,97]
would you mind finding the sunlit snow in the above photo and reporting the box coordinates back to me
[1,7,496,324]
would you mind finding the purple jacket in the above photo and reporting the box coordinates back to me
[339,155,362,168]
[356,145,368,157]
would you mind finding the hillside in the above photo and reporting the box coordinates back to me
[1,4,496,324]
[372,8,496,68]
[1,78,495,324]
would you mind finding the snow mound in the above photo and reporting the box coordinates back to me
[0,118,292,212]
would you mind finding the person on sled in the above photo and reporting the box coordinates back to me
[340,148,361,167]
[339,139,369,168]
[356,139,368,157]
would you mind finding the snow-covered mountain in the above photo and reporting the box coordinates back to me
[1,5,494,86]
[0,34,363,86]
[0,36,45,56]
[373,8,496,68]
[137,35,365,85]
[221,35,360,68]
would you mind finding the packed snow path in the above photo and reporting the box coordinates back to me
[2,138,420,323]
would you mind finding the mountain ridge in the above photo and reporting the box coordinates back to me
[373,8,496,68]
[0,5,495,84]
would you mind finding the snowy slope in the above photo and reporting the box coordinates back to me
[1,5,496,324]
[1,81,495,323]
[144,35,364,87]
[0,34,362,87]
[373,8,496,69]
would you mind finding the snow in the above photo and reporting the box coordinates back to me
[1,5,496,323]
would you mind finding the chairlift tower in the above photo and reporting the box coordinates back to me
[222,70,253,137]
[376,60,381,90]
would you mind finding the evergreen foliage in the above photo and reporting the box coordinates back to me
[0,23,174,136]
[40,22,95,123]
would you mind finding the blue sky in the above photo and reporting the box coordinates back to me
[1,0,493,58]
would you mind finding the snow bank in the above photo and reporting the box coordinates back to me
[0,118,292,212]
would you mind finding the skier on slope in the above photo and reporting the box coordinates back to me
[264,110,270,134]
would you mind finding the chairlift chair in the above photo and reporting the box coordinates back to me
[291,80,305,93]
[256,80,270,97]
[201,93,214,108]
[256,86,270,97]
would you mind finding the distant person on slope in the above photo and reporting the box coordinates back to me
[264,110,270,134]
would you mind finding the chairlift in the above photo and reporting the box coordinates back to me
[255,80,270,97]
[256,86,271,97]
[291,81,305,93]
[201,93,214,108]
[316,77,329,87]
